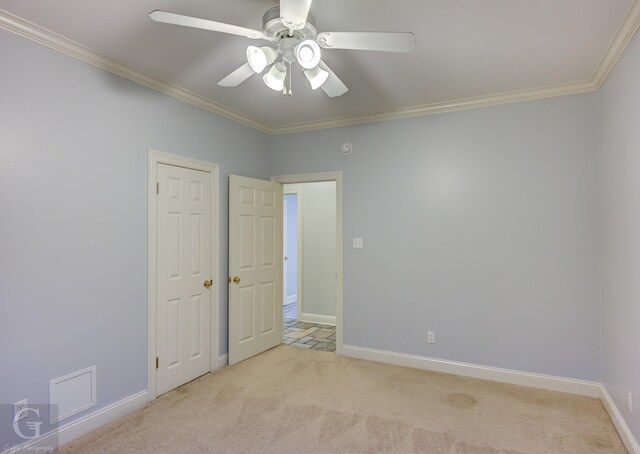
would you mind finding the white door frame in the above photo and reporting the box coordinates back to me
[283,187,303,318]
[147,149,220,403]
[272,172,343,355]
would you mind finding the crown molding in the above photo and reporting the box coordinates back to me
[1,1,639,136]
[592,0,640,88]
[0,9,271,134]
[268,80,598,134]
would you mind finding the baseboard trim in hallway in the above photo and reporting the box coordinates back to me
[342,345,601,397]
[299,312,336,326]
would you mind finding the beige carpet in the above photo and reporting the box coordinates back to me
[59,346,626,453]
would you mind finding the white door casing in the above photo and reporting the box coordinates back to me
[283,198,288,305]
[228,175,283,365]
[273,172,343,355]
[156,163,212,395]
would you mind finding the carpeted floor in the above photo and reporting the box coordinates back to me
[59,346,626,453]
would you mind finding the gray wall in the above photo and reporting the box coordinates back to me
[0,29,269,432]
[4,14,637,445]
[599,27,640,441]
[270,94,602,381]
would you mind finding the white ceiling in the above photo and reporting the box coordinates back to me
[0,0,637,132]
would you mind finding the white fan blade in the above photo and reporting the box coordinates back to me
[150,10,265,40]
[218,63,255,87]
[317,32,416,53]
[280,0,312,30]
[318,61,348,97]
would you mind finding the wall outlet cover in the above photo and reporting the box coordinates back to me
[14,399,28,421]
[427,331,435,344]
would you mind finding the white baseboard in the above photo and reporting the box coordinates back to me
[216,354,229,369]
[299,313,336,326]
[6,390,147,453]
[601,385,640,454]
[342,345,601,397]
[5,356,635,454]
[285,294,298,305]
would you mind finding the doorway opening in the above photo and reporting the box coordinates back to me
[282,181,337,352]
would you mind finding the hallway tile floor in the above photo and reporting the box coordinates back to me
[283,303,336,352]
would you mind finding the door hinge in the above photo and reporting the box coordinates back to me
[156,182,159,194]
[156,357,159,369]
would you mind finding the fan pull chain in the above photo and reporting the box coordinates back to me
[286,61,293,96]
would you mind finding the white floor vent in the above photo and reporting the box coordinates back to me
[49,365,96,424]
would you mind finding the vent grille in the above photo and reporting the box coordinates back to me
[265,21,288,37]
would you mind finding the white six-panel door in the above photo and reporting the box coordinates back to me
[229,175,283,365]
[157,163,212,395]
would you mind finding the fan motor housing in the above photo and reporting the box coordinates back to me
[262,6,317,41]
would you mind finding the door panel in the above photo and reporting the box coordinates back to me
[261,282,275,334]
[157,163,212,395]
[229,175,283,365]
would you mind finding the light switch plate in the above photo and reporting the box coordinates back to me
[353,238,363,248]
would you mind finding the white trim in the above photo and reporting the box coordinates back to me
[0,9,269,134]
[273,172,344,355]
[147,149,220,403]
[2,2,640,135]
[283,187,304,317]
[5,372,635,454]
[216,354,229,369]
[285,294,298,305]
[600,385,640,454]
[592,0,640,88]
[299,312,336,326]
[49,365,97,424]
[5,390,147,454]
[269,81,598,134]
[342,345,601,397]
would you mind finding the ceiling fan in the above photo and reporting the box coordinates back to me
[149,0,416,97]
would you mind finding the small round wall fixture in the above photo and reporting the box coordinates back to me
[341,142,353,154]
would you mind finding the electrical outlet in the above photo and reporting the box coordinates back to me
[14,399,28,421]
[628,391,633,413]
[427,331,435,344]
[353,238,363,249]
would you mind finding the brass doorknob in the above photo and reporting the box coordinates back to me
[232,276,241,284]
[203,279,213,289]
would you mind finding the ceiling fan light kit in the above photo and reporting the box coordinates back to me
[263,62,287,92]
[295,39,322,69]
[149,1,416,97]
[304,66,329,90]
[246,46,277,73]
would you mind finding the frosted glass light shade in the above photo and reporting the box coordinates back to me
[295,40,321,69]
[263,63,286,91]
[246,46,277,73]
[304,66,329,90]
